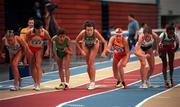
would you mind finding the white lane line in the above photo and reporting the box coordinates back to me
[135,66,180,107]
[0,53,137,84]
[57,67,180,107]
[0,60,111,84]
[56,80,141,107]
[135,83,180,107]
[0,65,140,101]
[0,67,112,101]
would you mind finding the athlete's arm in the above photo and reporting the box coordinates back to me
[123,37,130,66]
[134,34,146,57]
[106,36,115,53]
[51,36,58,59]
[75,30,85,54]
[67,37,73,55]
[175,34,179,51]
[152,31,160,52]
[16,36,28,54]
[95,29,107,57]
[44,29,52,56]
[25,29,32,43]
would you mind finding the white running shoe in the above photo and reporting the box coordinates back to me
[87,82,96,90]
[34,84,40,91]
[139,83,148,88]
[146,81,154,88]
[10,85,20,91]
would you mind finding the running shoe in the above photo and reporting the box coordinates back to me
[87,82,95,90]
[64,83,70,90]
[139,83,148,88]
[55,84,65,90]
[165,82,170,88]
[10,85,20,91]
[146,81,154,88]
[122,81,128,89]
[170,79,174,87]
[34,85,40,91]
[115,81,123,88]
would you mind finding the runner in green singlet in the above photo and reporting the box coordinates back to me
[52,28,73,90]
[75,20,107,90]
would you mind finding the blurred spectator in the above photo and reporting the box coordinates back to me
[127,14,139,50]
[33,1,44,20]
[45,0,59,37]
[20,17,34,41]
[138,23,148,35]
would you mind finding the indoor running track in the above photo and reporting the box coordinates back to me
[0,52,180,107]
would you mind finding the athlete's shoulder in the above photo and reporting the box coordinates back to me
[15,35,22,41]
[2,36,6,41]
[52,35,58,41]
[21,27,28,31]
[65,36,70,40]
[80,30,85,34]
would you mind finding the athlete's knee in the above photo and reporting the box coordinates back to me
[141,61,146,67]
[36,64,42,70]
[88,60,94,66]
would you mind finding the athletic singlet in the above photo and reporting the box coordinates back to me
[161,32,175,45]
[159,32,176,52]
[84,32,96,49]
[28,29,45,53]
[20,27,30,41]
[5,36,22,54]
[141,35,154,51]
[112,36,126,60]
[53,36,69,59]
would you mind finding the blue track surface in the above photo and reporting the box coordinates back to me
[60,67,180,107]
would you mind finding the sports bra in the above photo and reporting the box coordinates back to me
[160,32,176,45]
[5,36,22,54]
[53,35,69,59]
[141,35,154,48]
[84,32,96,49]
[112,36,125,54]
[28,29,45,48]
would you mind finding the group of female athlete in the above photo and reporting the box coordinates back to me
[0,19,179,91]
